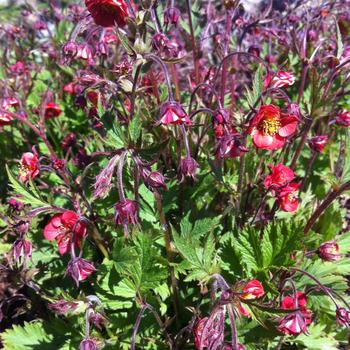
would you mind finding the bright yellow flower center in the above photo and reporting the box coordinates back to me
[259,117,281,136]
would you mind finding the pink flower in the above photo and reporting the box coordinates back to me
[308,135,328,153]
[279,292,311,335]
[336,110,350,126]
[178,156,199,182]
[278,312,308,335]
[44,211,87,255]
[67,257,96,286]
[114,199,139,236]
[44,102,62,119]
[265,71,296,89]
[85,0,129,27]
[159,101,191,125]
[264,163,295,190]
[247,104,298,150]
[242,279,264,299]
[18,152,39,183]
[277,183,300,212]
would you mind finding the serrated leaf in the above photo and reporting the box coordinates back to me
[6,165,49,208]
[1,321,53,350]
[129,114,141,142]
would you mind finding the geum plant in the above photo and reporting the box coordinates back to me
[2,0,350,349]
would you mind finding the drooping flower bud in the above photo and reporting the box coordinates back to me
[164,7,181,27]
[114,199,139,235]
[278,312,308,335]
[151,32,169,52]
[308,135,328,153]
[318,241,341,261]
[48,299,80,314]
[146,171,167,189]
[336,307,350,326]
[62,41,78,59]
[178,156,199,182]
[79,338,98,350]
[158,101,191,126]
[67,258,96,286]
[336,110,350,127]
[12,239,32,265]
[89,310,107,330]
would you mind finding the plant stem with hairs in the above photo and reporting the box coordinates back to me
[185,0,200,84]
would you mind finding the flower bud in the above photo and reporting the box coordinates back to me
[62,41,78,58]
[146,171,167,189]
[336,110,350,127]
[114,199,139,235]
[308,135,328,153]
[48,299,80,314]
[12,239,32,265]
[151,32,169,52]
[164,7,180,27]
[67,258,96,286]
[318,241,341,261]
[79,338,98,350]
[336,307,350,326]
[178,157,198,182]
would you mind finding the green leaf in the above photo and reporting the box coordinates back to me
[6,165,50,208]
[129,114,142,143]
[1,321,53,350]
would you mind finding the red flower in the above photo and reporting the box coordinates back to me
[85,0,129,27]
[279,292,311,335]
[18,152,39,183]
[242,279,264,299]
[264,71,295,89]
[277,182,300,212]
[248,104,298,150]
[264,163,295,190]
[318,241,341,261]
[44,102,62,119]
[336,110,350,126]
[281,292,308,310]
[44,211,87,255]
[278,312,308,336]
[159,101,191,125]
[308,135,328,153]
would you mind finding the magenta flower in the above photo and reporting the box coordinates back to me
[18,152,40,183]
[308,135,328,153]
[159,101,191,126]
[67,257,96,286]
[44,211,87,255]
[318,241,341,261]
